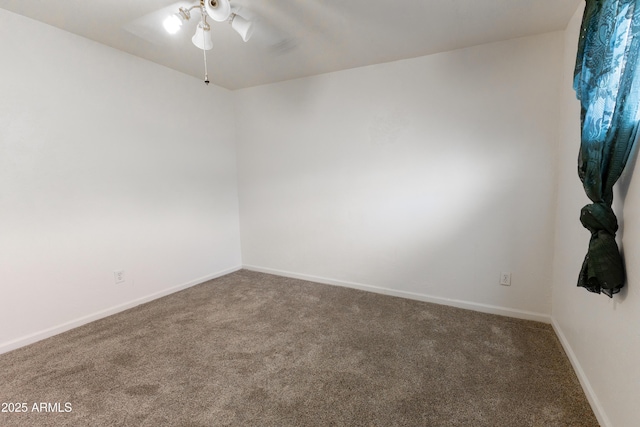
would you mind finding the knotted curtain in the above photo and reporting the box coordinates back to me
[574,0,640,296]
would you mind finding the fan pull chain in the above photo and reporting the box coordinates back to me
[202,23,209,85]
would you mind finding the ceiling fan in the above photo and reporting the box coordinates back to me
[122,0,297,87]
[161,0,254,84]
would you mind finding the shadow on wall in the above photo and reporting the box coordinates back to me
[616,134,640,204]
[613,135,640,303]
[270,141,547,309]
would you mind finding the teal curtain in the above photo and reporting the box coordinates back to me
[574,0,640,297]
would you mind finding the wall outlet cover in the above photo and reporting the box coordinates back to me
[114,270,125,284]
[500,272,511,286]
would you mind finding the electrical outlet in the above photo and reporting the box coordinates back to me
[114,270,125,284]
[500,272,511,286]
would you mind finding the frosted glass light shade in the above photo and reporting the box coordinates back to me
[192,24,213,50]
[231,15,254,42]
[205,0,231,22]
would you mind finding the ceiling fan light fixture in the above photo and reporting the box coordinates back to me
[192,22,213,50]
[161,0,255,85]
[205,0,231,22]
[230,14,254,42]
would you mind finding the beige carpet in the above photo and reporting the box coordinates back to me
[0,270,598,426]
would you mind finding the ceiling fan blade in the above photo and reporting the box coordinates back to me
[235,7,297,53]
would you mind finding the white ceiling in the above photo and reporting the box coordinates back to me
[0,0,580,90]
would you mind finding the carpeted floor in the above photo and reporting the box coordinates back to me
[0,270,598,426]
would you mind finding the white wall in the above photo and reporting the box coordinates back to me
[0,9,242,353]
[552,3,640,426]
[234,32,564,320]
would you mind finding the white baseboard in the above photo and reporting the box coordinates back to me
[0,265,242,355]
[551,318,610,427]
[243,265,551,324]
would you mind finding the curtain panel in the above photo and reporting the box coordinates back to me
[574,0,640,296]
